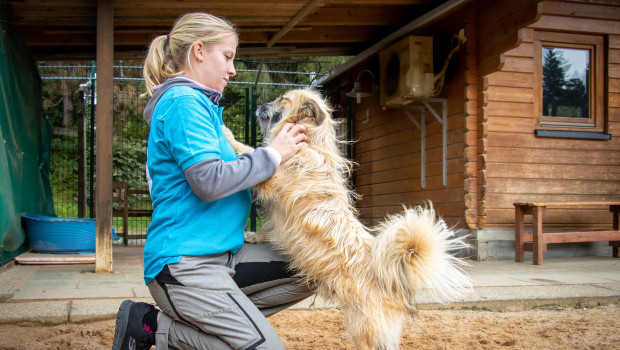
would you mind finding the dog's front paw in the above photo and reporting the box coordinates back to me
[222,126,254,155]
[244,231,268,244]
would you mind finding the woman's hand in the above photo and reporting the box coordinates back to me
[268,123,307,163]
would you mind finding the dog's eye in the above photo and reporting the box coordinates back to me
[277,97,291,106]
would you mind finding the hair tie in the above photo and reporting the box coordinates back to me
[164,34,170,49]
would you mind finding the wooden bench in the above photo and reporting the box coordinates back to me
[124,188,153,242]
[117,186,153,245]
[514,202,620,265]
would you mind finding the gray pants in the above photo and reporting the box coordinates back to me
[147,243,315,349]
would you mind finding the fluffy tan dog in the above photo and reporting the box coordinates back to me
[224,88,471,350]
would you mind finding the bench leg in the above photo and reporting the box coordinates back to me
[611,206,619,258]
[532,206,545,265]
[515,206,526,262]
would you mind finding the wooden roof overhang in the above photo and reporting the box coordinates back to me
[6,0,451,60]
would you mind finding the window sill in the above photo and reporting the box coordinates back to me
[534,129,611,140]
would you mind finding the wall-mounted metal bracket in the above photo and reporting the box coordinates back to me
[402,106,426,188]
[388,98,447,188]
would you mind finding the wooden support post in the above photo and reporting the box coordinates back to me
[95,0,114,273]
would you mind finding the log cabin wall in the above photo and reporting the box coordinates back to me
[350,6,475,229]
[330,0,619,260]
[476,0,620,259]
[481,0,620,230]
[475,0,541,232]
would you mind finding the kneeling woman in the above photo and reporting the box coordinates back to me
[112,12,313,350]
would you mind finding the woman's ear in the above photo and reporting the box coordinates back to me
[192,42,205,63]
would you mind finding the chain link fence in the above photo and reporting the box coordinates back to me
[40,59,347,246]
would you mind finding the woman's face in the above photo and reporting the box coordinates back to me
[188,34,237,93]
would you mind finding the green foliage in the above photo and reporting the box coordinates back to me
[49,135,79,186]
[112,135,147,187]
[49,134,80,217]
[220,87,248,139]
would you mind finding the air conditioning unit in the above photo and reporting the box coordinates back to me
[379,35,434,106]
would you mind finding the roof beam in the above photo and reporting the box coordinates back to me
[238,45,358,58]
[266,0,322,48]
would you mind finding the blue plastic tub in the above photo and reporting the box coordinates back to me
[21,212,119,254]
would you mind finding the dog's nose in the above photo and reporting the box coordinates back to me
[255,104,268,118]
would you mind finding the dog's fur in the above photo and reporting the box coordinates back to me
[223,88,472,350]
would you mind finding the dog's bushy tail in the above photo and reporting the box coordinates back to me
[371,205,472,313]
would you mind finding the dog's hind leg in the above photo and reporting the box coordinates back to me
[344,303,404,350]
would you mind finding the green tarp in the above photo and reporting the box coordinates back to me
[0,22,54,265]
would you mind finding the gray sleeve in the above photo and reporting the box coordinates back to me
[184,147,277,202]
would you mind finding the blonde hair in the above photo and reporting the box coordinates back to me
[143,13,237,96]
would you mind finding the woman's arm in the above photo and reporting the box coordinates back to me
[184,147,276,202]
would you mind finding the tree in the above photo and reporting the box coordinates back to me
[542,48,567,116]
[563,77,588,118]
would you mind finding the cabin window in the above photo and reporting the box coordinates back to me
[534,32,605,134]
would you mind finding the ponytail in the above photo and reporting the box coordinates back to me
[144,35,180,96]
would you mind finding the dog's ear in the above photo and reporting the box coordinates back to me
[299,100,325,125]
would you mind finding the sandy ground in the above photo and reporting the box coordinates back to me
[0,305,618,349]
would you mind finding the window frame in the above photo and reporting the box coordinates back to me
[534,31,605,133]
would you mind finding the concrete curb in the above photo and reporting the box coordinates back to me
[2,255,620,325]
[2,295,620,325]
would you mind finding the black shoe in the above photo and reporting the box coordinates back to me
[112,300,156,350]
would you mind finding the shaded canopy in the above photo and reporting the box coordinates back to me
[6,0,449,60]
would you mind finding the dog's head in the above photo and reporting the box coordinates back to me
[255,88,333,142]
